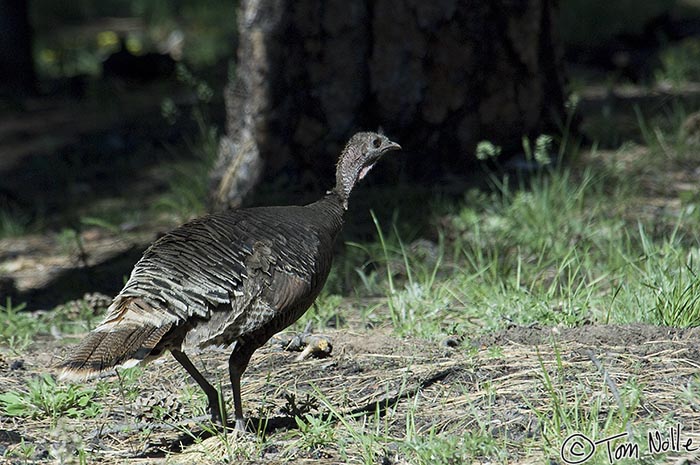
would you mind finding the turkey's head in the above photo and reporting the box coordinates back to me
[333,131,401,208]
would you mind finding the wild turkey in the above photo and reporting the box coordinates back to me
[58,131,401,430]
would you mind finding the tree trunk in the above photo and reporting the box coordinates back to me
[210,0,567,210]
[0,0,36,98]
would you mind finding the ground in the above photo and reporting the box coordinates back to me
[4,80,700,464]
[2,323,700,464]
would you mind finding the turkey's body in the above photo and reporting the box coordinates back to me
[120,195,342,358]
[58,131,400,430]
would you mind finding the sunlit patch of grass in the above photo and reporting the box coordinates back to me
[346,213,458,339]
[402,430,493,465]
[341,159,630,336]
[400,393,508,464]
[331,120,700,341]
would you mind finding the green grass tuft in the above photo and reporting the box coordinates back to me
[0,299,40,351]
[0,374,101,425]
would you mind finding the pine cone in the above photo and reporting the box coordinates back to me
[56,293,112,320]
[134,391,186,422]
[82,292,112,313]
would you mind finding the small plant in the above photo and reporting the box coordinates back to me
[0,374,101,425]
[650,266,700,327]
[294,413,337,451]
[486,345,504,359]
[280,392,320,418]
[0,298,42,350]
[637,225,700,328]
[4,438,37,462]
[114,366,145,404]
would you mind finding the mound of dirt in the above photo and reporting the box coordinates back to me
[477,323,700,359]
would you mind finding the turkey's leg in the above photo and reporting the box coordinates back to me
[228,343,254,432]
[171,349,226,425]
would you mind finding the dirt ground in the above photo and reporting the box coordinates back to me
[1,322,700,464]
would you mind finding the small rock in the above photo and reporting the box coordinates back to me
[440,335,463,348]
[10,359,25,371]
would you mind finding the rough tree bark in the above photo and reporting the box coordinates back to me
[0,0,36,98]
[210,0,567,210]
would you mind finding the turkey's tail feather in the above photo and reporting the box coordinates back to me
[58,297,173,380]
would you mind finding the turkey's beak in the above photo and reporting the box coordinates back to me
[384,141,402,153]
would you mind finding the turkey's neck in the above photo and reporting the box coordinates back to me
[331,145,361,210]
[330,184,351,210]
[307,192,346,237]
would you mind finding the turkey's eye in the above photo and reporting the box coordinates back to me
[372,138,382,148]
